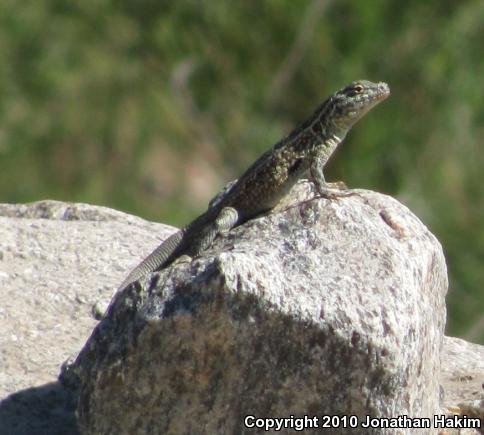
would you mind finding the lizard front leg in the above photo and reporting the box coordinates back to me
[309,155,356,199]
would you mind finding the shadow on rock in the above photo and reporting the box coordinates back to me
[0,381,79,435]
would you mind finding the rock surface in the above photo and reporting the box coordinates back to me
[439,336,484,432]
[70,183,448,434]
[0,200,175,435]
[0,193,481,435]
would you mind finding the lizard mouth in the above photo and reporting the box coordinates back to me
[347,82,390,123]
[374,82,390,101]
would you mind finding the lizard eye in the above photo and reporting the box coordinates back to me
[353,84,364,93]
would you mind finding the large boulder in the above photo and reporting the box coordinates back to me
[69,183,449,434]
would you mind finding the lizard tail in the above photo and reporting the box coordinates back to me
[118,230,184,289]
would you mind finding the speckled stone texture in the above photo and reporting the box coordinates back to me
[70,183,448,435]
[0,200,175,435]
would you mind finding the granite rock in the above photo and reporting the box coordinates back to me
[70,184,449,434]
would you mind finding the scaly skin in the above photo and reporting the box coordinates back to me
[119,80,390,288]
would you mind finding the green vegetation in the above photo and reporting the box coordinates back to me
[1,0,482,342]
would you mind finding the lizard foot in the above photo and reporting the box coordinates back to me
[326,181,348,190]
[314,189,361,200]
[313,181,359,200]
[172,254,193,265]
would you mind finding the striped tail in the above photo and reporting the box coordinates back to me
[118,230,184,289]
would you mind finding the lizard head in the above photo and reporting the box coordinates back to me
[326,80,390,137]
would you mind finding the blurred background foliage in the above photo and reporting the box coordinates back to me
[0,0,482,342]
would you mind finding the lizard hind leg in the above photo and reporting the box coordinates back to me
[215,206,239,233]
[192,206,240,256]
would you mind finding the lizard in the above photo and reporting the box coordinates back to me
[119,80,390,289]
